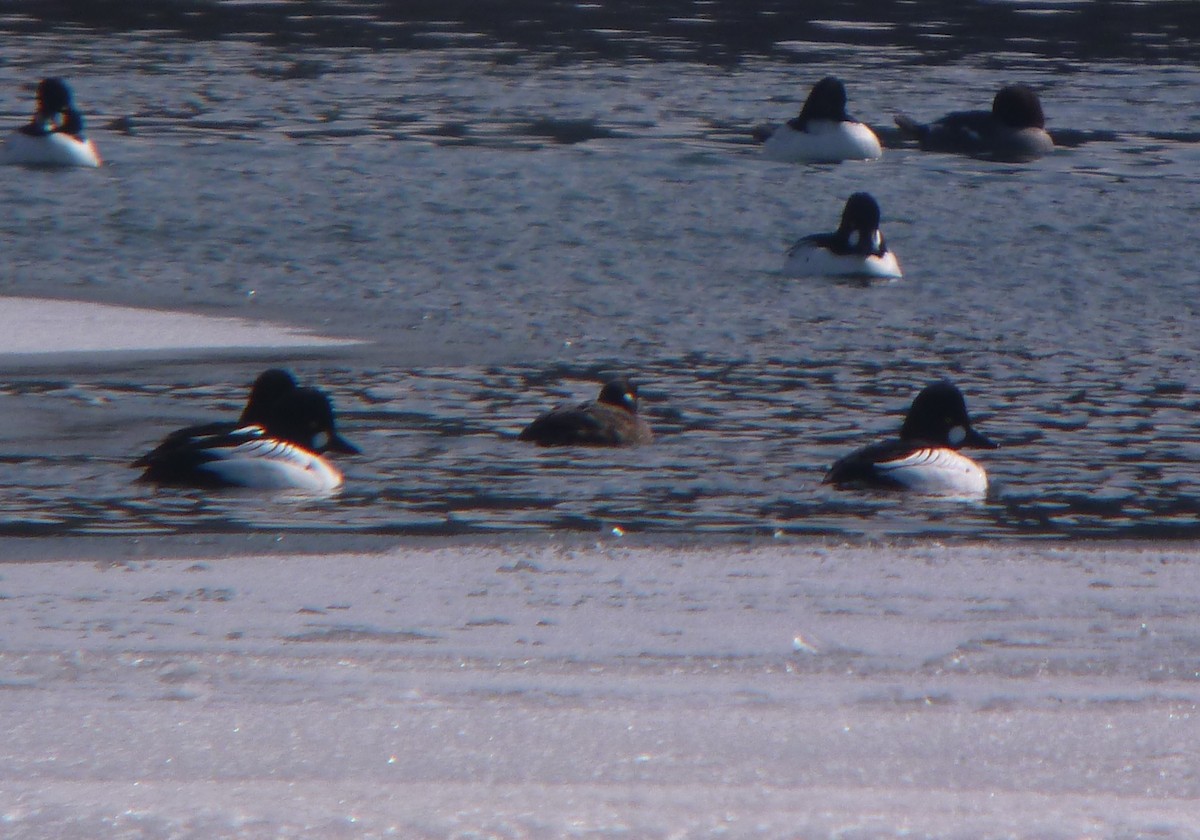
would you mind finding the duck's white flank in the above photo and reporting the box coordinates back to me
[1,131,101,167]
[763,120,882,164]
[198,437,345,494]
[875,447,989,497]
[784,240,902,280]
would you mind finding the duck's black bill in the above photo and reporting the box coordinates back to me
[965,427,998,449]
[322,433,361,455]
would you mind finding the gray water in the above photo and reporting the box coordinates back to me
[2,0,1200,542]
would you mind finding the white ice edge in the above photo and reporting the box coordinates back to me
[0,296,361,356]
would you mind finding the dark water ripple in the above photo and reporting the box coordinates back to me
[2,2,1200,541]
[10,0,1200,65]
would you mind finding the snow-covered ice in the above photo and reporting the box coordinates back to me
[1,540,1198,838]
[0,297,359,363]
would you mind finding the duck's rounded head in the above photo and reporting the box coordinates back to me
[276,387,359,455]
[992,84,1044,130]
[238,368,300,426]
[36,78,73,113]
[597,378,639,414]
[839,192,882,233]
[834,192,888,255]
[799,76,849,123]
[899,382,996,449]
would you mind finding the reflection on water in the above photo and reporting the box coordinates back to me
[2,2,1199,542]
[10,0,1200,65]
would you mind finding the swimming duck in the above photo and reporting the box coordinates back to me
[1,77,101,167]
[784,192,902,280]
[762,76,882,163]
[824,381,996,496]
[519,378,653,447]
[134,372,358,492]
[894,84,1053,162]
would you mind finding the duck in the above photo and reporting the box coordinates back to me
[823,381,996,497]
[784,192,902,280]
[894,84,1054,162]
[1,77,101,168]
[762,76,882,163]
[518,378,653,447]
[134,371,358,492]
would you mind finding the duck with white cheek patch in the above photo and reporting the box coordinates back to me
[784,192,902,280]
[824,381,997,498]
[134,372,359,493]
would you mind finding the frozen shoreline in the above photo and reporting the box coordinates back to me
[0,296,361,365]
[2,540,1198,838]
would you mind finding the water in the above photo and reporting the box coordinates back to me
[2,0,1200,542]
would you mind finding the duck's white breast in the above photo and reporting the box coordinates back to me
[763,120,882,163]
[1,131,101,168]
[876,448,989,497]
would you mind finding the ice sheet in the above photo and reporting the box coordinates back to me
[0,540,1197,838]
[0,296,359,360]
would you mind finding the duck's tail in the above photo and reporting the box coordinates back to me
[750,122,779,144]
[893,114,926,141]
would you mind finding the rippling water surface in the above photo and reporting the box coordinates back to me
[2,0,1200,542]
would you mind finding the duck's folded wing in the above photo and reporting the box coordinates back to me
[519,402,609,445]
[786,232,834,258]
[823,440,912,488]
[916,110,992,150]
[823,443,867,486]
[132,424,265,475]
[131,421,251,468]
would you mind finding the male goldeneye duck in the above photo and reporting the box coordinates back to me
[1,77,101,168]
[518,378,653,447]
[134,375,358,493]
[784,192,902,280]
[894,84,1054,163]
[824,381,997,497]
[762,76,882,164]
